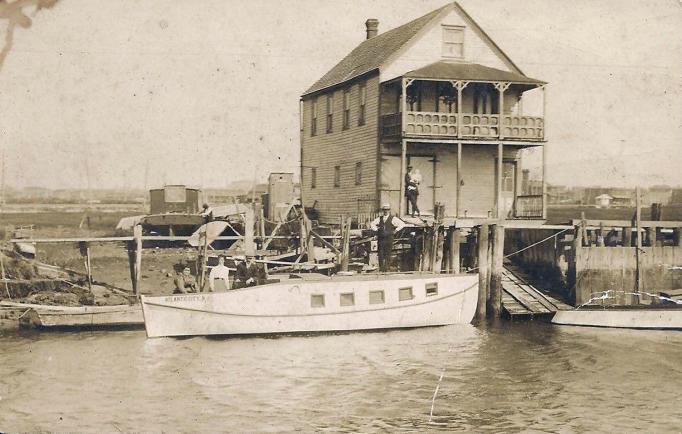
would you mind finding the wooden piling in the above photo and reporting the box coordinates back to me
[85,243,92,290]
[647,226,656,247]
[476,223,489,320]
[450,228,460,274]
[132,224,142,295]
[673,228,682,247]
[597,222,605,246]
[568,223,583,304]
[489,224,505,318]
[340,216,350,272]
[622,226,632,247]
[243,208,256,257]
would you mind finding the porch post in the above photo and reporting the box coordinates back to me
[542,143,547,220]
[541,84,548,219]
[400,139,407,216]
[454,81,468,139]
[456,141,462,218]
[399,78,408,216]
[496,142,503,219]
[494,82,510,139]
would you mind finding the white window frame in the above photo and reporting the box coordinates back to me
[442,25,465,59]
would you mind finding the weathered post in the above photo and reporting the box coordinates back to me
[79,241,93,290]
[673,227,682,247]
[646,225,656,247]
[568,223,583,304]
[635,187,644,304]
[340,217,351,272]
[476,223,489,320]
[133,224,143,295]
[597,222,605,246]
[243,207,256,257]
[450,228,460,273]
[622,226,632,247]
[489,224,505,317]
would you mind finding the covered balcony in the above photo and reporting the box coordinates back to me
[380,62,546,143]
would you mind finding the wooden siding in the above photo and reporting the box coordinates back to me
[382,8,514,83]
[301,74,380,224]
[378,143,521,218]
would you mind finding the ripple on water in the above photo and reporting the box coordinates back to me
[1,323,682,432]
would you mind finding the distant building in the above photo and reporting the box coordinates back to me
[300,2,547,224]
[595,194,613,208]
[149,185,201,214]
[647,185,673,205]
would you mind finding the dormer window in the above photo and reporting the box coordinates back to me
[442,25,464,59]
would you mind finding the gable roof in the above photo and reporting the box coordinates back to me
[302,2,532,98]
[404,62,545,85]
[302,4,451,97]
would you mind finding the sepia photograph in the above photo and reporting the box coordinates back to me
[0,0,681,432]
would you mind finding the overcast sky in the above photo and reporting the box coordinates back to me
[0,0,680,190]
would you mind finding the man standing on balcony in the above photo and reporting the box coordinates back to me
[370,203,406,272]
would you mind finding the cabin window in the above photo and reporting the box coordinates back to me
[399,287,413,301]
[326,93,334,133]
[334,166,341,188]
[311,294,325,308]
[311,97,318,136]
[340,292,355,306]
[343,88,351,130]
[369,290,384,304]
[311,167,317,189]
[355,162,362,186]
[426,282,438,297]
[358,82,366,126]
[442,25,464,59]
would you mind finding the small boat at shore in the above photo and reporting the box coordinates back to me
[141,273,479,338]
[552,306,682,330]
[1,301,143,329]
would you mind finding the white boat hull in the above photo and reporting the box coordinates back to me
[0,302,143,328]
[141,273,478,337]
[552,308,682,330]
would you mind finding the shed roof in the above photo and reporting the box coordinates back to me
[404,61,545,85]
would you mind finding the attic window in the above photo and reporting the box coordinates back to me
[442,25,464,59]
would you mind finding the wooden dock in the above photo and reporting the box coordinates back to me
[501,263,572,319]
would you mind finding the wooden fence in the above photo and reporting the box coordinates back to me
[508,221,682,306]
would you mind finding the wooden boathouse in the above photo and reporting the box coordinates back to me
[300,2,547,225]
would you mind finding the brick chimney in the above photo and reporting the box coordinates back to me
[365,19,379,39]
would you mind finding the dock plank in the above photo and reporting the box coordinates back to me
[501,263,574,317]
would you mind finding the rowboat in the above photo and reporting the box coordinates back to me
[552,306,682,330]
[0,301,143,329]
[141,273,479,338]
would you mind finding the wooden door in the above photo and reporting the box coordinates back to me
[495,159,517,218]
[379,155,401,214]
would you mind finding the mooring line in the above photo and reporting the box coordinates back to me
[577,289,682,309]
[428,347,452,423]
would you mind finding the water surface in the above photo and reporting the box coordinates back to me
[1,322,681,432]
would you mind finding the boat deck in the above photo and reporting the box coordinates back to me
[501,263,573,319]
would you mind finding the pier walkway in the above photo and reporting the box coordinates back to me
[501,263,572,319]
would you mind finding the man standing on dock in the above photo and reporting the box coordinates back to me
[370,203,406,272]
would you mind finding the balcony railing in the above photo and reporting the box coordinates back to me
[381,112,544,141]
[514,195,544,218]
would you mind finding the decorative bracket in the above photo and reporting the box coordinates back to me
[452,80,469,91]
[494,82,511,93]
